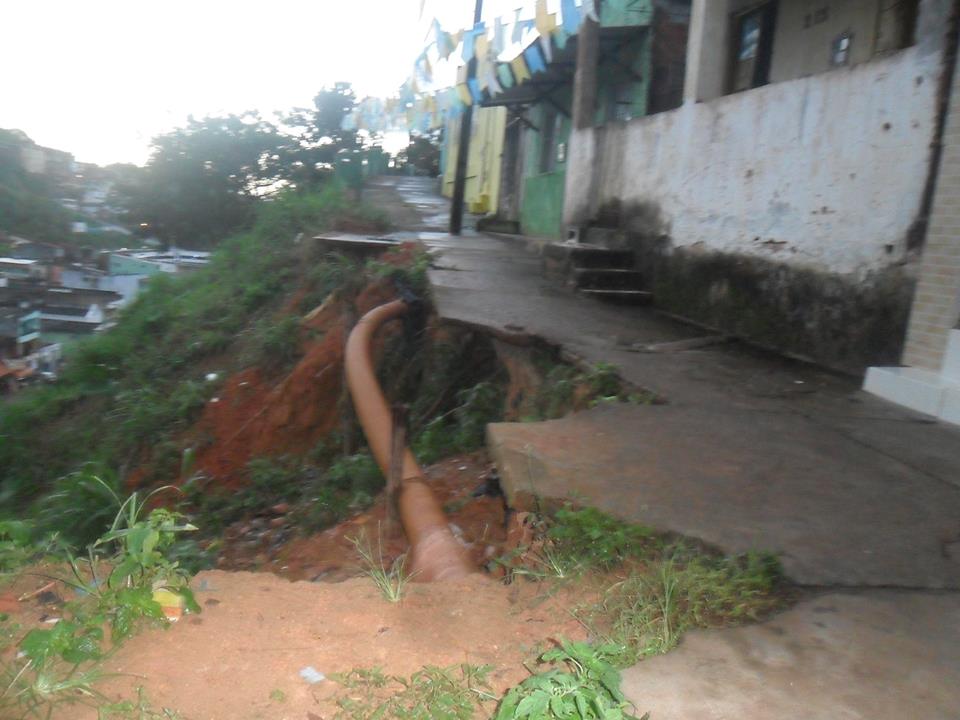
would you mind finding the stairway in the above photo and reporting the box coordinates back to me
[542,243,652,304]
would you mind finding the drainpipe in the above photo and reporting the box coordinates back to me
[345,299,475,581]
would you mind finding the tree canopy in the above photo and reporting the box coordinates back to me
[125,84,364,248]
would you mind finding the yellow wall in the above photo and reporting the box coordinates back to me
[441,106,506,215]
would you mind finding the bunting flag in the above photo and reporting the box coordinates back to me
[497,62,516,89]
[483,64,504,96]
[467,78,483,104]
[512,8,536,43]
[493,16,506,55]
[583,0,600,22]
[560,0,582,34]
[524,43,547,74]
[555,26,571,50]
[540,33,553,63]
[511,54,532,83]
[535,0,557,36]
[476,33,490,61]
[462,22,486,62]
[457,83,473,106]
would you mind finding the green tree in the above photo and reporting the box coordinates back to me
[125,113,287,248]
[280,83,362,188]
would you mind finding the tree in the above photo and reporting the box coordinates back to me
[396,133,442,177]
[125,113,287,248]
[280,83,362,188]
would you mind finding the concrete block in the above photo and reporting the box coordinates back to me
[942,330,960,384]
[864,366,943,416]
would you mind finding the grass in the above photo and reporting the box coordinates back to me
[502,504,788,669]
[348,527,411,602]
[331,664,496,720]
[579,550,784,666]
[0,485,201,719]
[0,183,391,539]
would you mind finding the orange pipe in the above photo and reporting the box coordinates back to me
[345,299,474,581]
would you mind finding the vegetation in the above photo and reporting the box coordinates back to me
[0,129,73,243]
[0,185,388,542]
[124,84,369,247]
[0,485,199,719]
[349,528,411,602]
[495,641,642,720]
[502,505,787,669]
[331,664,496,720]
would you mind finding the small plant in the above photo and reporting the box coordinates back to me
[348,528,410,602]
[97,686,187,719]
[495,640,644,720]
[1,615,110,718]
[546,506,660,571]
[578,549,785,667]
[332,663,495,720]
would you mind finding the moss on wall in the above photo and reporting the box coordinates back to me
[645,245,914,374]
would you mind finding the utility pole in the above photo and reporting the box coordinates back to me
[449,0,484,236]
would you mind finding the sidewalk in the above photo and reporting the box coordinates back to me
[371,176,960,718]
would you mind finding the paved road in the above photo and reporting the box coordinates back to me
[369,175,960,719]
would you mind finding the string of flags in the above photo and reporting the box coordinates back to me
[342,0,612,136]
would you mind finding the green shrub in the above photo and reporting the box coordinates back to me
[495,640,642,720]
[546,506,660,571]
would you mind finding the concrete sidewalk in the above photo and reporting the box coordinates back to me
[370,176,960,718]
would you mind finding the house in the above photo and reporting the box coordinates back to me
[441,105,508,216]
[0,306,40,359]
[109,248,211,276]
[467,0,958,385]
[0,257,45,280]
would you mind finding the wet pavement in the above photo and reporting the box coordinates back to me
[371,175,960,718]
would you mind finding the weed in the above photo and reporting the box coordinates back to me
[97,686,187,719]
[578,550,785,667]
[546,505,660,571]
[348,528,411,602]
[247,315,303,373]
[269,688,286,703]
[332,663,495,720]
[413,380,505,465]
[1,487,202,718]
[495,640,643,720]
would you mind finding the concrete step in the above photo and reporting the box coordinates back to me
[542,243,636,270]
[580,288,654,304]
[573,267,645,291]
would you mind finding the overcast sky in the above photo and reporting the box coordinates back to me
[1,0,548,167]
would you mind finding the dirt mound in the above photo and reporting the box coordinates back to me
[52,569,586,720]
[190,282,397,488]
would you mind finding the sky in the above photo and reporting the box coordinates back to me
[0,0,548,167]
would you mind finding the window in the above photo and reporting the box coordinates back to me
[538,108,563,174]
[729,2,778,93]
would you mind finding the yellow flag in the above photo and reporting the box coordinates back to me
[476,33,490,60]
[535,0,557,36]
[511,55,531,84]
[457,83,473,106]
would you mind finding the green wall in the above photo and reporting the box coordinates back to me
[601,0,653,28]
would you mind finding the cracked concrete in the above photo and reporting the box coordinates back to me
[368,176,960,719]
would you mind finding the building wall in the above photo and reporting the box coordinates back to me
[579,44,941,274]
[565,35,948,371]
[902,45,960,371]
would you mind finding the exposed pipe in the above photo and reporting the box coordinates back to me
[345,298,475,581]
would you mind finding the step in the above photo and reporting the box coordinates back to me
[580,288,654,304]
[572,267,645,291]
[542,243,636,270]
